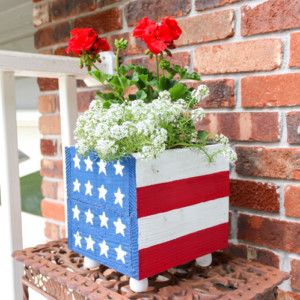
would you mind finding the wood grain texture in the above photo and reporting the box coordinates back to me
[135,144,229,187]
[138,197,229,249]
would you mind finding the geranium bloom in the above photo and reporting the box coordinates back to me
[66,28,110,55]
[133,17,182,54]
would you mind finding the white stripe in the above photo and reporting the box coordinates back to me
[138,197,229,250]
[135,144,228,187]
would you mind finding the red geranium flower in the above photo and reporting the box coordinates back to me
[133,17,182,55]
[160,17,182,42]
[66,28,110,55]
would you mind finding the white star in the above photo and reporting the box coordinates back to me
[73,154,81,169]
[72,205,80,221]
[73,178,81,192]
[85,180,93,196]
[84,156,93,172]
[114,217,126,237]
[115,245,127,264]
[99,211,109,228]
[97,160,107,175]
[85,209,94,225]
[114,160,124,176]
[85,235,95,251]
[98,184,107,200]
[74,231,82,247]
[114,188,125,208]
[99,240,109,258]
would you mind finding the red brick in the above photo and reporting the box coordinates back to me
[195,0,239,11]
[278,290,300,300]
[44,221,60,240]
[33,1,49,27]
[98,0,120,7]
[194,39,282,75]
[242,74,300,108]
[127,51,190,73]
[236,146,300,180]
[77,90,97,112]
[197,112,280,142]
[225,243,279,268]
[38,95,57,113]
[74,8,122,34]
[34,22,70,49]
[176,10,234,47]
[230,179,279,213]
[41,179,58,199]
[186,79,235,108]
[54,47,68,56]
[125,0,190,27]
[40,139,57,156]
[284,186,300,218]
[50,0,77,21]
[241,0,300,37]
[37,78,58,91]
[60,225,66,239]
[200,79,235,108]
[57,181,65,200]
[287,111,300,144]
[39,115,61,135]
[41,198,65,222]
[34,27,54,49]
[251,247,280,268]
[40,159,63,179]
[238,214,300,254]
[291,259,300,291]
[76,0,96,12]
[290,32,300,67]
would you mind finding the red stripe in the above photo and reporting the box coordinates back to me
[137,171,229,218]
[138,223,228,279]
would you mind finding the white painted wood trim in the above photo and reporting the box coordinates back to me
[0,71,23,300]
[0,50,115,79]
[135,144,229,187]
[59,75,78,235]
[138,197,229,250]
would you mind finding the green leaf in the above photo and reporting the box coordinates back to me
[158,76,171,91]
[198,130,208,141]
[136,90,147,100]
[89,70,108,83]
[169,83,188,100]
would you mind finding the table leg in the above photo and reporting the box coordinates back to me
[23,283,29,300]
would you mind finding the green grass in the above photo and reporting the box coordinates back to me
[0,171,42,216]
[20,171,42,216]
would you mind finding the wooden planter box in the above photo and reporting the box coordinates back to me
[65,144,229,281]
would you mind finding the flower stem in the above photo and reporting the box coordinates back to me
[155,55,160,80]
[92,63,100,71]
[116,48,120,75]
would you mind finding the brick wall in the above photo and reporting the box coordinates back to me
[33,0,300,296]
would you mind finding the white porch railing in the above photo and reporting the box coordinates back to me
[0,50,115,299]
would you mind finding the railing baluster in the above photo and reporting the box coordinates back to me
[58,75,78,234]
[0,71,23,300]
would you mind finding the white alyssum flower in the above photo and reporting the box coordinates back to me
[74,89,236,163]
[191,108,205,123]
[191,84,210,102]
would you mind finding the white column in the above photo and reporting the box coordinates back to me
[0,71,23,299]
[58,75,78,235]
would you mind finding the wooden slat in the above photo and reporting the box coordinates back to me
[0,50,114,78]
[0,71,23,299]
[59,75,78,234]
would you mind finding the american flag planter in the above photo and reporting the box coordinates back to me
[65,143,230,289]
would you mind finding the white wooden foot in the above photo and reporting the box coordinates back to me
[196,253,212,267]
[129,278,148,293]
[83,256,100,269]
